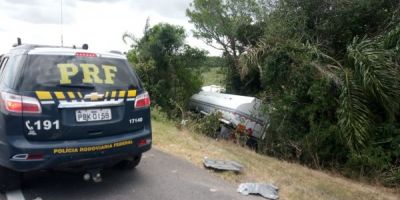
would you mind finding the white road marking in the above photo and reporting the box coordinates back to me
[5,189,25,200]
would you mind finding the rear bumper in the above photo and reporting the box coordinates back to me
[2,130,151,172]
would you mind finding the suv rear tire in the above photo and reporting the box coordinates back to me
[115,154,142,170]
[0,166,21,192]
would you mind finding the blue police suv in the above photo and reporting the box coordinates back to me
[0,44,152,191]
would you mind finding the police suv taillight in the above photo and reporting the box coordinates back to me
[135,92,151,108]
[0,92,42,114]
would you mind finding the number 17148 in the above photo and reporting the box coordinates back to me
[129,117,143,124]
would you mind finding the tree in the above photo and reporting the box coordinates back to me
[126,23,206,118]
[187,0,265,93]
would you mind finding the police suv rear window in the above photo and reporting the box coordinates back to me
[17,55,140,91]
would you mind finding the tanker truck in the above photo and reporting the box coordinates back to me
[189,91,269,145]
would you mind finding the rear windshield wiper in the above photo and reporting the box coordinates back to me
[57,83,95,89]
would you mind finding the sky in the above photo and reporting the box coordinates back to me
[0,0,220,55]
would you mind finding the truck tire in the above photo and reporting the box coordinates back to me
[0,166,21,192]
[246,137,258,151]
[115,154,142,170]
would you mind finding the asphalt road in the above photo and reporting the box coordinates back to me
[3,149,261,200]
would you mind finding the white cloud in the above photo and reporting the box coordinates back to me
[2,0,75,24]
[0,0,221,56]
[129,0,192,19]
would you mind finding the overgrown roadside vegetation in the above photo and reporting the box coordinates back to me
[186,0,400,186]
[151,116,399,200]
[125,0,400,190]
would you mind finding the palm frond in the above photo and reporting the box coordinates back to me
[122,32,137,47]
[338,69,372,150]
[238,38,270,79]
[347,37,400,116]
[305,43,344,85]
[310,62,342,86]
[383,25,400,51]
[306,43,344,69]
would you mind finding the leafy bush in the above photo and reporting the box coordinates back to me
[190,112,222,138]
[151,106,169,123]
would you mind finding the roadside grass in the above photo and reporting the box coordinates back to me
[151,118,399,200]
[201,67,225,86]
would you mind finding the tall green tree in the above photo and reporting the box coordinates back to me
[187,0,265,93]
[126,23,206,118]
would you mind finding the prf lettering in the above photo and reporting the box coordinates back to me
[57,64,117,85]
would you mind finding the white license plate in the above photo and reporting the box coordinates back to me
[76,109,112,122]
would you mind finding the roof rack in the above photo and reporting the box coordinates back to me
[12,37,22,47]
[10,38,123,56]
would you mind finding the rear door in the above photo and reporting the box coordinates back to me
[17,52,148,141]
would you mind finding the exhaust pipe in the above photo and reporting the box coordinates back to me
[83,169,102,183]
[83,173,91,181]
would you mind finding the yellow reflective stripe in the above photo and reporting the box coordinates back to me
[77,92,83,99]
[111,91,117,98]
[105,92,109,98]
[36,91,52,100]
[119,91,126,98]
[127,90,136,97]
[67,92,75,99]
[54,92,66,100]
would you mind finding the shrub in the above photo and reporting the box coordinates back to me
[190,112,222,138]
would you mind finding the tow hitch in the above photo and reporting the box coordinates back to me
[83,169,102,183]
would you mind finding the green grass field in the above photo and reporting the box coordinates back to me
[201,67,226,86]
